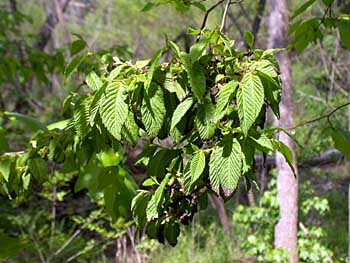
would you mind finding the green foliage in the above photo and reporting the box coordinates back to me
[233,179,335,263]
[0,27,293,245]
[289,1,350,53]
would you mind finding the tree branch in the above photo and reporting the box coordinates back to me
[255,149,344,171]
[34,0,71,51]
[251,0,266,45]
[289,102,350,129]
[199,0,225,31]
[219,0,231,33]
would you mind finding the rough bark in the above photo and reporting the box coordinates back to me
[268,1,299,262]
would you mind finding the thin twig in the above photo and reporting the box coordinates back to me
[219,0,231,33]
[199,0,225,31]
[289,102,350,129]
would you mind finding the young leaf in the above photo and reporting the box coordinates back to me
[64,53,89,81]
[171,97,194,130]
[237,73,265,136]
[69,39,87,56]
[291,0,317,20]
[244,31,254,48]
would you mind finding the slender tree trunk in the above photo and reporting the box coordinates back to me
[209,195,233,241]
[268,1,299,262]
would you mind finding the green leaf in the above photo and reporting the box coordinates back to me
[237,73,265,136]
[250,133,274,153]
[146,174,170,221]
[73,96,91,137]
[244,31,254,48]
[192,2,206,12]
[215,80,238,121]
[291,0,317,20]
[86,70,103,91]
[0,230,26,260]
[166,38,182,59]
[195,99,216,140]
[142,2,156,11]
[331,129,350,160]
[0,155,15,182]
[131,191,151,228]
[141,84,166,137]
[69,39,87,56]
[148,149,180,178]
[4,112,47,132]
[0,127,9,153]
[209,136,243,197]
[190,150,206,184]
[64,53,89,81]
[338,17,350,49]
[28,158,49,182]
[257,71,281,118]
[99,83,128,140]
[181,54,206,100]
[322,0,334,6]
[164,218,180,246]
[189,36,209,61]
[122,112,139,145]
[164,73,187,100]
[142,178,157,187]
[135,144,158,167]
[146,48,165,89]
[272,139,296,176]
[98,149,120,167]
[171,97,194,130]
[89,84,106,126]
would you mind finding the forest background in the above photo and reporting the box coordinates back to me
[0,0,349,262]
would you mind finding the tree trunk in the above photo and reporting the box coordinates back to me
[209,195,233,241]
[268,1,299,263]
